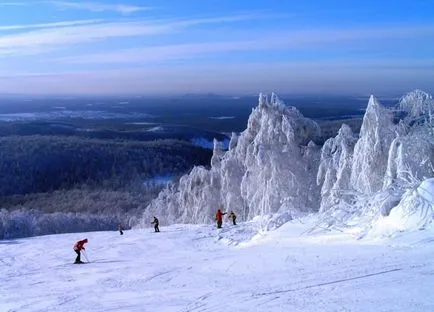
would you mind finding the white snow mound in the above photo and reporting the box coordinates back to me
[370,178,434,237]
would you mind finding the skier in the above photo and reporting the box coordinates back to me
[228,211,237,225]
[215,209,227,229]
[151,216,160,232]
[118,224,124,235]
[73,238,88,264]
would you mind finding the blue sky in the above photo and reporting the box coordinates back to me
[0,0,433,95]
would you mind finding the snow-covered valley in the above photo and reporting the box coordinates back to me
[1,218,434,312]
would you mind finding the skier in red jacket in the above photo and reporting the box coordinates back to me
[73,238,88,264]
[215,209,227,229]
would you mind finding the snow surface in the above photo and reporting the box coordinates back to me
[1,218,434,312]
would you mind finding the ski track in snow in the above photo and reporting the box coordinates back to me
[1,221,434,312]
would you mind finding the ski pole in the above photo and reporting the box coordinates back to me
[83,250,90,263]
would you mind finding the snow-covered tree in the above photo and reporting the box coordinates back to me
[398,89,433,127]
[220,156,246,219]
[382,90,434,189]
[317,124,358,212]
[383,128,434,189]
[210,139,225,169]
[350,95,396,194]
[228,132,239,151]
[239,94,321,219]
[368,178,434,237]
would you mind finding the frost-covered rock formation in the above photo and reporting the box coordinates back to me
[236,94,321,220]
[350,96,396,194]
[140,90,434,234]
[383,90,434,189]
[317,124,357,212]
[141,94,321,226]
[398,89,433,126]
[383,127,434,189]
[315,90,434,234]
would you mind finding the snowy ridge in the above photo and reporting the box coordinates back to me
[141,90,434,237]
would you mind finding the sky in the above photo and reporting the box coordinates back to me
[0,0,433,95]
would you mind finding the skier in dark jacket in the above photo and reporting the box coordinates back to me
[73,238,88,264]
[228,211,237,225]
[151,216,160,232]
[215,209,227,229]
[118,224,124,235]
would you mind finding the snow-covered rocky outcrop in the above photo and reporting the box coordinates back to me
[314,90,433,232]
[141,94,321,226]
[140,90,434,235]
[317,124,358,213]
[350,96,396,194]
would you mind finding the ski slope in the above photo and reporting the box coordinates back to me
[1,219,434,312]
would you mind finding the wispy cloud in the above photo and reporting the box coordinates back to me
[0,2,26,6]
[0,21,172,56]
[54,25,434,65]
[51,1,151,15]
[0,19,104,31]
[0,13,273,57]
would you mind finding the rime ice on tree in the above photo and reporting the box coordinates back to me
[141,90,434,234]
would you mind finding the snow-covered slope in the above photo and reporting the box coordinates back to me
[141,90,434,236]
[1,220,434,312]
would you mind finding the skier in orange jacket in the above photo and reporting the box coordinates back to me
[73,238,88,264]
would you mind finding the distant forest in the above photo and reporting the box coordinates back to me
[0,135,211,196]
[0,133,213,239]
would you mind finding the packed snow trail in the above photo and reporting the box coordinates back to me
[1,221,434,312]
